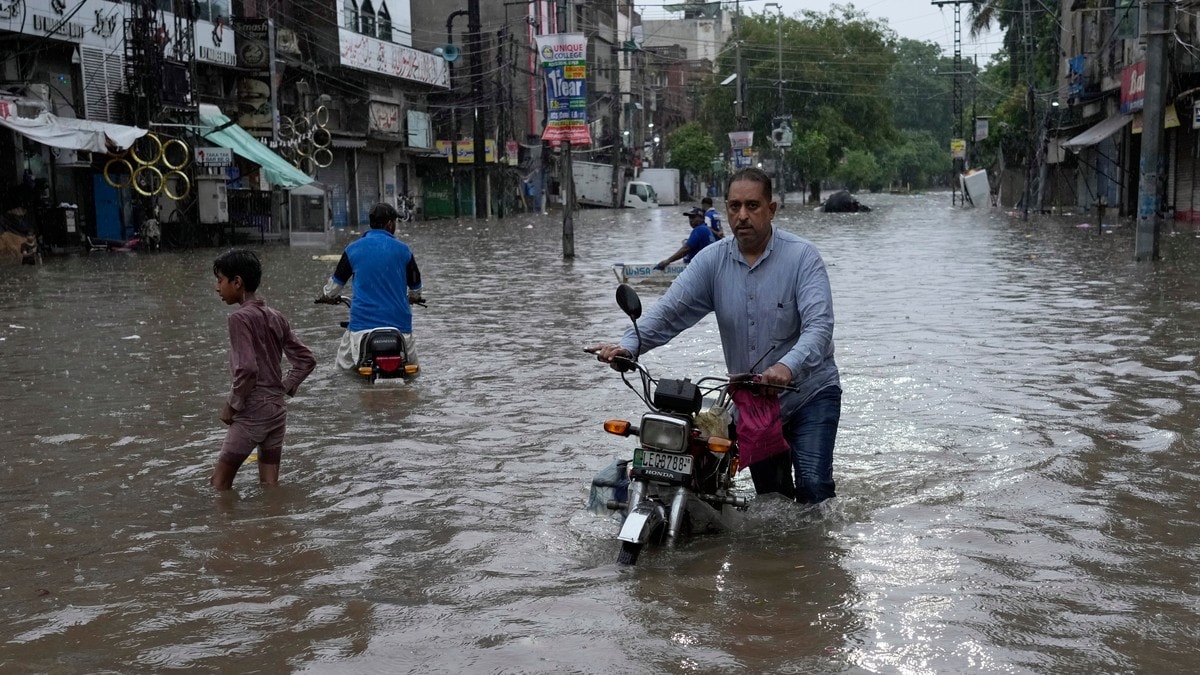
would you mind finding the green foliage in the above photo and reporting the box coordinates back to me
[888,39,955,148]
[686,4,1033,189]
[968,0,1058,89]
[878,130,947,188]
[786,129,832,186]
[702,5,897,163]
[666,122,719,177]
[835,149,883,192]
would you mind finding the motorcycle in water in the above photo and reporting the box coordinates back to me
[587,284,755,566]
[396,195,415,223]
[315,295,423,384]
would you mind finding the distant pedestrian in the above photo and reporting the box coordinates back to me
[702,196,724,239]
[211,249,316,490]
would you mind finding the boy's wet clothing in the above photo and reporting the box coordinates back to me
[222,299,315,463]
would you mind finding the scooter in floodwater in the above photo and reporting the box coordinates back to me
[587,284,757,566]
[315,295,424,384]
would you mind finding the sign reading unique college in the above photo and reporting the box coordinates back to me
[536,33,591,145]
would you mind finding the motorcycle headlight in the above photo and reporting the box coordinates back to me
[639,414,689,453]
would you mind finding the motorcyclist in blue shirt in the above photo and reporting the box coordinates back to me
[317,202,423,369]
[654,207,716,271]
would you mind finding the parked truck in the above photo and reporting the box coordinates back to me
[637,168,681,205]
[573,160,658,209]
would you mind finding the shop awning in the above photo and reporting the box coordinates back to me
[0,111,147,153]
[197,104,313,188]
[1062,114,1133,151]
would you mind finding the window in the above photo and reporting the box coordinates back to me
[360,0,375,36]
[344,0,358,30]
[378,1,392,41]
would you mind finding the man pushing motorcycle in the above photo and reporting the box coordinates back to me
[590,167,841,504]
[316,202,423,370]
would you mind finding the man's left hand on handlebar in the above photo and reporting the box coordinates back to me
[759,363,793,391]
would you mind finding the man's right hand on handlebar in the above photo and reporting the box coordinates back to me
[587,343,635,372]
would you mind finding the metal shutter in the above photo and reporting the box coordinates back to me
[317,148,351,229]
[355,151,381,226]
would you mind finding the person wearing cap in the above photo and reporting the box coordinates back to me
[316,201,423,370]
[654,206,716,271]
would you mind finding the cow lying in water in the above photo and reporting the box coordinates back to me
[821,189,871,213]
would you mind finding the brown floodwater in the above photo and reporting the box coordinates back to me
[2,192,1199,673]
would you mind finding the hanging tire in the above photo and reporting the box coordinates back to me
[617,541,642,566]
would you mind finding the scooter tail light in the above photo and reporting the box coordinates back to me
[707,437,732,453]
[604,419,632,436]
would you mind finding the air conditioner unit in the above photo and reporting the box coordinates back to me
[276,29,301,57]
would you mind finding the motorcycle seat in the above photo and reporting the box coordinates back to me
[360,329,405,357]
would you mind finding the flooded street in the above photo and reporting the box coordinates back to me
[4,192,1200,673]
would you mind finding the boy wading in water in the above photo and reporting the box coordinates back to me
[212,250,316,490]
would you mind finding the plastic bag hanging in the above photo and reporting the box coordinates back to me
[731,388,790,466]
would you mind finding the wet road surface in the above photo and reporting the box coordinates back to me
[2,193,1200,672]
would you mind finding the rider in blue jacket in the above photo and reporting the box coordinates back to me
[318,202,423,369]
[655,207,716,271]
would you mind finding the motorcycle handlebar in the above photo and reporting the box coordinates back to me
[316,295,426,309]
[727,372,800,393]
[583,346,638,373]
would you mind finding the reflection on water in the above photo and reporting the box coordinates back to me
[2,194,1200,671]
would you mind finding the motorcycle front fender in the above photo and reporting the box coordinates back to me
[617,502,664,544]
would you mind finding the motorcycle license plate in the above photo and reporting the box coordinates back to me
[636,449,693,475]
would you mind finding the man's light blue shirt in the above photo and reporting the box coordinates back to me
[619,225,839,410]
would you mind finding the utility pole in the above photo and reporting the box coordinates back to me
[446,10,468,219]
[467,0,487,220]
[932,0,970,205]
[1136,0,1170,261]
[766,2,784,206]
[610,0,622,208]
[734,0,746,130]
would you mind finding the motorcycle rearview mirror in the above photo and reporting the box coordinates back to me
[615,284,642,320]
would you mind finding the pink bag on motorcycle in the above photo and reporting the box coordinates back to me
[732,388,790,467]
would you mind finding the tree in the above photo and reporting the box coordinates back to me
[836,149,882,193]
[879,130,947,189]
[666,122,719,178]
[786,129,832,200]
[887,39,955,150]
[699,4,897,189]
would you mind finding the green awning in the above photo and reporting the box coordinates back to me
[197,104,313,188]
